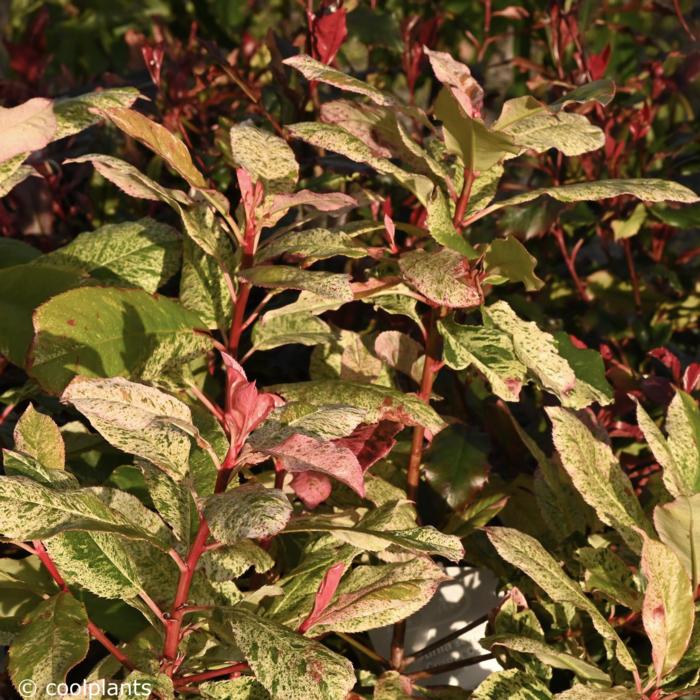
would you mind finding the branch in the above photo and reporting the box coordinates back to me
[405,653,494,681]
[173,662,249,688]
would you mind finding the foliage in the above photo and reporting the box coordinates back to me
[0,1,699,699]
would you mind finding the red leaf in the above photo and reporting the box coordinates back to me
[648,347,682,384]
[683,364,700,393]
[298,562,347,633]
[142,44,165,86]
[588,44,611,81]
[335,421,401,472]
[312,8,348,66]
[291,471,333,509]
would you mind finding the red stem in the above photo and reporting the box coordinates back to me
[33,541,136,670]
[552,225,591,302]
[174,662,249,687]
[622,238,642,310]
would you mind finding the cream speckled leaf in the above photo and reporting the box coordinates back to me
[251,313,333,352]
[399,249,481,308]
[0,159,36,197]
[547,407,652,552]
[66,154,190,205]
[285,506,464,561]
[180,238,232,333]
[53,87,139,140]
[230,125,298,194]
[653,494,700,589]
[666,391,700,494]
[14,404,65,470]
[308,557,447,634]
[577,546,642,611]
[425,187,477,257]
[204,484,292,545]
[484,301,613,408]
[202,541,274,584]
[0,97,56,163]
[62,377,193,479]
[486,527,636,671]
[485,179,699,216]
[256,227,366,263]
[9,592,89,700]
[2,450,76,489]
[284,54,396,107]
[0,476,163,544]
[485,635,611,685]
[224,607,355,700]
[240,265,353,301]
[473,668,553,700]
[140,462,193,544]
[641,536,694,681]
[179,201,234,263]
[288,122,433,204]
[30,287,209,394]
[466,164,504,215]
[268,380,445,433]
[45,531,143,599]
[555,687,640,700]
[439,318,526,402]
[493,96,605,157]
[200,678,270,699]
[40,218,181,293]
[100,107,206,187]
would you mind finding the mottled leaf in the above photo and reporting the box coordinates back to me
[653,494,700,590]
[14,404,65,470]
[256,227,366,263]
[240,266,353,301]
[200,678,270,699]
[473,669,552,700]
[252,313,333,352]
[0,98,56,163]
[425,187,477,257]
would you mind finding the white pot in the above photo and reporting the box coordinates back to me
[368,566,501,687]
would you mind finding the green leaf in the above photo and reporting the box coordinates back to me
[41,218,181,293]
[641,536,694,681]
[549,80,616,111]
[439,318,526,402]
[307,557,447,634]
[0,476,164,544]
[492,96,605,158]
[473,669,553,700]
[653,494,700,591]
[399,249,481,308]
[256,227,367,264]
[484,301,613,408]
[636,391,700,497]
[9,592,89,700]
[425,188,477,257]
[200,678,271,699]
[0,264,82,368]
[100,107,206,188]
[423,424,489,507]
[29,286,209,393]
[0,238,40,268]
[230,125,298,194]
[486,527,636,671]
[485,635,611,685]
[203,484,292,545]
[268,380,445,433]
[222,607,356,700]
[434,88,519,171]
[251,313,333,352]
[483,236,544,291]
[63,377,194,480]
[53,87,139,140]
[0,97,56,163]
[67,154,190,205]
[240,266,353,301]
[547,407,652,552]
[611,204,647,241]
[14,404,65,470]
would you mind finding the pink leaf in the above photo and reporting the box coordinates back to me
[0,97,57,162]
[648,347,682,384]
[298,562,348,633]
[424,47,484,118]
[683,364,700,393]
[291,471,333,509]
[267,433,365,497]
[261,189,356,228]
